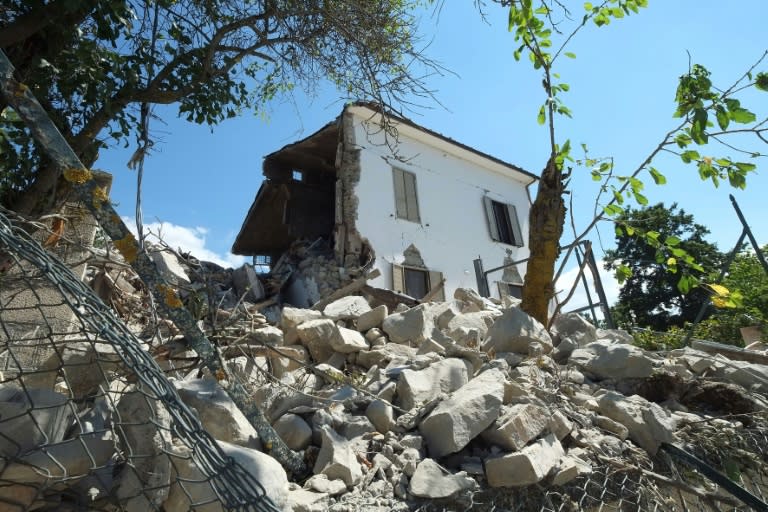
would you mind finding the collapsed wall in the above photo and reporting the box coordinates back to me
[3,210,768,511]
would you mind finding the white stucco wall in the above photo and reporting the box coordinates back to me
[347,107,534,300]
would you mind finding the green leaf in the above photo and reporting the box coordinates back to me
[584,2,593,10]
[677,275,692,294]
[649,167,667,185]
[616,264,632,283]
[691,108,709,144]
[603,204,623,216]
[680,150,700,163]
[665,235,681,246]
[756,72,768,92]
[729,107,756,124]
[537,105,546,125]
[634,192,649,205]
[715,106,729,130]
[735,161,756,173]
[565,52,577,59]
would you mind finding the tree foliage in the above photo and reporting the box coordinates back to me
[604,203,723,331]
[696,245,768,344]
[493,0,767,325]
[0,0,437,216]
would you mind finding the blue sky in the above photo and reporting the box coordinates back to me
[96,1,768,306]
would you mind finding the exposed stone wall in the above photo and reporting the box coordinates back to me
[334,111,374,271]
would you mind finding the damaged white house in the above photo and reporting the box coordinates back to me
[232,102,537,304]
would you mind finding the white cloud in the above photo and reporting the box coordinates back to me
[554,259,621,319]
[122,217,246,269]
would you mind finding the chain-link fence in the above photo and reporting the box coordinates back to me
[0,209,282,511]
[410,410,768,512]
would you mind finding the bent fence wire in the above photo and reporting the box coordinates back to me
[0,209,280,511]
[413,413,768,512]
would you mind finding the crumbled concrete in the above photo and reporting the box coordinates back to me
[482,307,553,354]
[408,458,477,498]
[420,368,506,458]
[485,434,565,487]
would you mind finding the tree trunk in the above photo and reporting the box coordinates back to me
[521,156,566,325]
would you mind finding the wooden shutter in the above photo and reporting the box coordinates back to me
[393,168,420,222]
[392,263,405,294]
[483,196,500,241]
[393,168,408,219]
[506,204,524,247]
[427,271,446,301]
[403,170,420,222]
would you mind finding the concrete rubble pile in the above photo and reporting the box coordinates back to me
[3,246,768,512]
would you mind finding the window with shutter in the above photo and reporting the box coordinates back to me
[483,197,523,247]
[391,263,443,300]
[392,168,420,222]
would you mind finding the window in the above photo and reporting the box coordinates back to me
[392,168,420,222]
[483,197,523,247]
[292,170,303,182]
[392,263,445,301]
[253,254,271,274]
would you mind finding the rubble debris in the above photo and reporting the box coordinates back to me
[7,243,768,511]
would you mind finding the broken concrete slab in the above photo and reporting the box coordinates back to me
[484,433,564,488]
[285,486,331,512]
[408,458,477,499]
[595,328,635,345]
[163,440,288,512]
[357,304,388,332]
[381,304,436,345]
[274,413,313,451]
[114,386,173,509]
[173,378,260,449]
[569,340,656,380]
[150,248,190,287]
[232,264,265,303]
[366,399,395,434]
[596,391,676,454]
[304,474,347,496]
[419,368,506,458]
[296,318,343,363]
[396,357,473,411]
[482,307,552,355]
[481,403,550,451]
[0,384,74,457]
[313,425,363,487]
[323,295,372,320]
[552,455,592,486]
[281,307,324,344]
[247,325,284,346]
[331,327,369,354]
[551,312,597,347]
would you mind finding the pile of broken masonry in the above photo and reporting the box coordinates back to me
[4,244,768,512]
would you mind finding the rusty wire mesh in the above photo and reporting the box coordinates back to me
[0,208,281,511]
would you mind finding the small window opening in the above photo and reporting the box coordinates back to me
[492,200,516,245]
[404,267,429,299]
[292,170,303,182]
[253,254,271,274]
